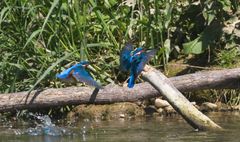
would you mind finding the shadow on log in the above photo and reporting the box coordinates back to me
[142,65,223,131]
[0,68,239,129]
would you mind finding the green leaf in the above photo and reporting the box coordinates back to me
[164,2,173,29]
[0,7,10,23]
[207,13,215,25]
[23,29,42,49]
[183,37,203,54]
[219,0,231,12]
[164,39,171,62]
[87,42,113,48]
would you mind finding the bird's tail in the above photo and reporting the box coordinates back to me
[127,74,135,88]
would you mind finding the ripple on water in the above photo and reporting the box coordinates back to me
[0,112,239,142]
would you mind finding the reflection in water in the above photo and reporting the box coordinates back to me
[0,112,239,142]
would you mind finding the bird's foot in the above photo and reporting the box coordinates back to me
[143,65,154,73]
[122,77,130,87]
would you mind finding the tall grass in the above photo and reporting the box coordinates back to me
[0,0,239,95]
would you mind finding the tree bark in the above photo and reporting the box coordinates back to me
[0,68,239,114]
[142,65,222,131]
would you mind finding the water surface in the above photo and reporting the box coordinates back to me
[0,112,239,142]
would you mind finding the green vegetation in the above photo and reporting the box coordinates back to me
[0,0,239,96]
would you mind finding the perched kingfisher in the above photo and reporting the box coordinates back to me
[56,61,102,89]
[128,48,156,88]
[120,43,157,88]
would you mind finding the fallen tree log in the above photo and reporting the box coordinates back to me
[0,68,240,113]
[142,65,222,131]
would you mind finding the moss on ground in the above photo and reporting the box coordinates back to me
[67,102,145,121]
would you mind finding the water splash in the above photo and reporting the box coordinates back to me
[80,119,92,141]
[10,113,96,139]
[23,113,71,136]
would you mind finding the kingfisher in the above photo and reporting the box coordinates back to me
[56,61,103,89]
[120,43,157,88]
[128,48,156,88]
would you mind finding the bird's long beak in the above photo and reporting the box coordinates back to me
[136,50,143,55]
[82,64,89,67]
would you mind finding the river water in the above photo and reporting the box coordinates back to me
[0,112,239,142]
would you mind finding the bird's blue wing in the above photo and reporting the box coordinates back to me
[120,43,133,71]
[136,49,157,75]
[72,68,102,89]
[56,65,76,79]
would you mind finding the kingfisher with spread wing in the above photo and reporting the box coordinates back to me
[56,61,102,89]
[128,47,157,88]
[120,43,157,88]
